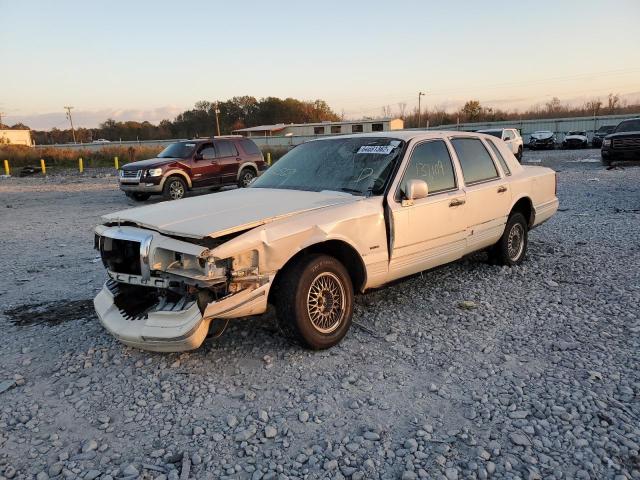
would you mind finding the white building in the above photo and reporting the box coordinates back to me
[233,118,404,138]
[0,129,33,146]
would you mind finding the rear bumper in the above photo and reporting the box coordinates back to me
[533,198,559,228]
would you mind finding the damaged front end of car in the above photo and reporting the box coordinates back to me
[93,224,272,351]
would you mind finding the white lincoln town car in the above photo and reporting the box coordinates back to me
[94,131,559,351]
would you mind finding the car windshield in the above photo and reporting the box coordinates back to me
[158,142,197,159]
[479,130,502,138]
[598,126,615,133]
[614,120,640,133]
[251,137,404,196]
[568,131,585,136]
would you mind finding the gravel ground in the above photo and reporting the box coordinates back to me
[0,148,638,480]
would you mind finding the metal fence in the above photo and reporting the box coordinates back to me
[415,113,639,143]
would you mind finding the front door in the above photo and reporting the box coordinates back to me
[449,137,512,253]
[387,139,467,280]
[191,143,221,187]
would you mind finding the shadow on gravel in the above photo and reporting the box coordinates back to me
[4,299,94,326]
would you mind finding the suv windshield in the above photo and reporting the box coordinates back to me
[614,120,640,133]
[158,142,197,159]
[568,131,586,136]
[597,126,615,133]
[251,137,404,196]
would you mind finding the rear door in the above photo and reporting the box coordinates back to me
[449,137,512,253]
[387,139,467,279]
[191,143,221,187]
[214,140,241,184]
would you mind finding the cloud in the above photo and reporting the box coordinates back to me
[7,106,186,130]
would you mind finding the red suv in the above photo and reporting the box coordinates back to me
[118,137,265,201]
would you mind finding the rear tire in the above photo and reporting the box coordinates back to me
[163,176,187,200]
[237,168,256,188]
[489,212,528,266]
[274,254,353,350]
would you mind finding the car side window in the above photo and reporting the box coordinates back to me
[398,140,457,198]
[503,130,514,141]
[215,140,237,158]
[450,137,499,185]
[486,139,511,176]
[200,144,216,160]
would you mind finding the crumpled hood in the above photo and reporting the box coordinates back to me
[531,132,553,140]
[102,188,359,239]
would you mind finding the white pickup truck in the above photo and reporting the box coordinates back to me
[477,128,524,161]
[94,131,558,352]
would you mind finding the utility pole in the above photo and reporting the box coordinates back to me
[417,91,425,129]
[64,106,76,143]
[0,112,5,128]
[214,102,221,136]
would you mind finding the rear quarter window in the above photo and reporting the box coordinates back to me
[240,139,262,156]
[486,139,511,176]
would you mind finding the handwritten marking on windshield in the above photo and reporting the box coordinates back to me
[273,168,296,177]
[355,168,374,183]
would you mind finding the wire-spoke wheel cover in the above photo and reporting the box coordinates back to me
[169,180,184,199]
[306,272,346,334]
[241,171,255,187]
[507,223,525,261]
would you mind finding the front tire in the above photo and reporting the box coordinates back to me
[238,168,256,188]
[163,176,187,200]
[274,254,353,350]
[128,192,150,201]
[516,146,523,161]
[489,212,528,266]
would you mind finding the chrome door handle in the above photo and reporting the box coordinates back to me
[449,198,466,207]
[497,186,508,193]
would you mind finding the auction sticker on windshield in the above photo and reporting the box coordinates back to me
[357,145,395,155]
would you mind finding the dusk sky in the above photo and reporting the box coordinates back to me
[2,0,639,129]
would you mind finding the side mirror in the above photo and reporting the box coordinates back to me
[403,179,428,206]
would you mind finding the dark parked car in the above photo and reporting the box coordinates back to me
[528,131,556,150]
[601,118,640,166]
[118,137,266,201]
[562,131,589,149]
[591,125,616,148]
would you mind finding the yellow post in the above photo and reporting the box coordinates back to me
[267,152,272,166]
[3,160,9,176]
[40,159,46,175]
[79,157,84,173]
[114,156,119,170]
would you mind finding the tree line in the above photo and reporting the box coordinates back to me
[398,93,638,128]
[15,96,340,145]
